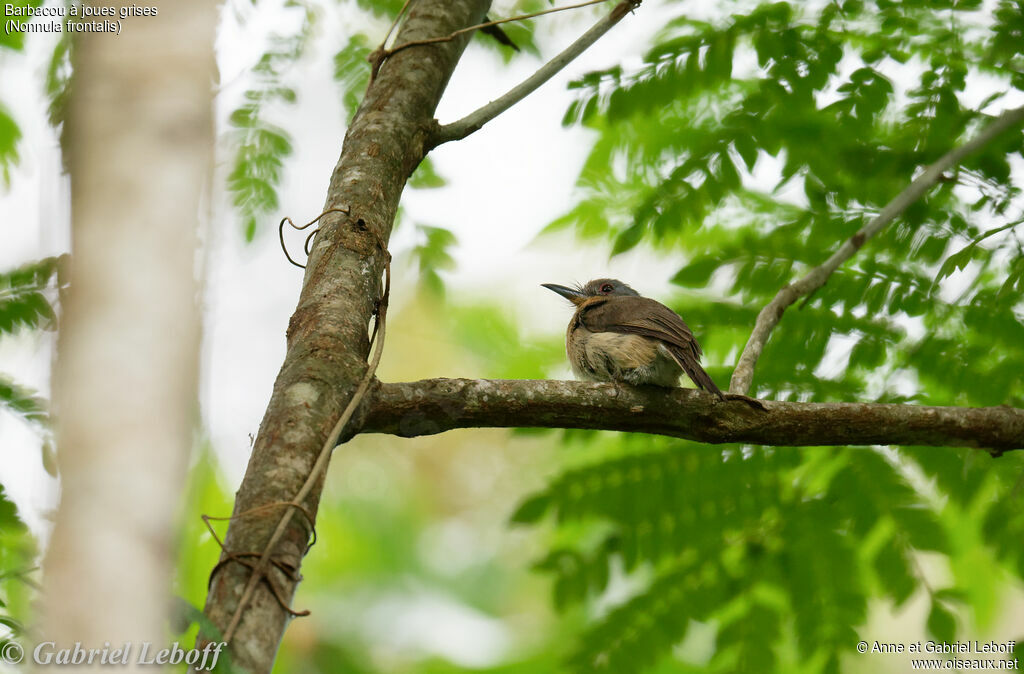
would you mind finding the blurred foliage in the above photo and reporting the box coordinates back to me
[226,0,538,240]
[411,225,458,296]
[0,0,42,52]
[476,2,545,62]
[0,485,37,659]
[173,445,243,673]
[409,157,447,190]
[333,31,373,119]
[0,375,48,437]
[45,24,72,157]
[233,0,554,240]
[0,255,63,335]
[515,1,1024,672]
[0,0,43,184]
[0,255,61,651]
[0,105,21,187]
[1,3,58,648]
[442,301,565,380]
[0,255,66,471]
[226,1,316,241]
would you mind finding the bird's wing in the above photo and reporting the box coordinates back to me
[579,296,702,357]
[579,296,724,398]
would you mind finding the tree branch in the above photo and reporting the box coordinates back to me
[729,104,1024,396]
[201,2,490,671]
[430,0,642,147]
[358,378,1024,453]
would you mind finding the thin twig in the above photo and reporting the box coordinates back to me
[955,217,1024,250]
[366,0,416,85]
[432,0,642,147]
[729,104,1024,396]
[222,242,391,645]
[383,0,414,49]
[387,0,611,59]
[203,501,318,553]
[0,566,41,591]
[279,207,350,268]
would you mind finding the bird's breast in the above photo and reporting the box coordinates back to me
[566,320,679,386]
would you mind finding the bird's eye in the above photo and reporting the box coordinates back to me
[600,283,614,293]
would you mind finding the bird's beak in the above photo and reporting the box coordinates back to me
[542,283,586,306]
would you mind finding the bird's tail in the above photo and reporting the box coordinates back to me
[664,344,725,401]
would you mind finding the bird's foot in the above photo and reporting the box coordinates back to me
[723,393,768,411]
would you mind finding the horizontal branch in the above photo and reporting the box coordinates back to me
[729,103,1024,396]
[431,0,642,147]
[358,378,1024,453]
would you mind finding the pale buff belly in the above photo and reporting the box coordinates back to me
[567,325,681,387]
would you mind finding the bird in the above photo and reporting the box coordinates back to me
[542,278,726,400]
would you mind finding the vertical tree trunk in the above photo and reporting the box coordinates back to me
[44,0,215,667]
[202,2,490,670]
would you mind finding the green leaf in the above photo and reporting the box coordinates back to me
[734,134,759,171]
[0,486,25,535]
[44,31,72,131]
[873,543,915,607]
[224,10,314,239]
[932,588,968,605]
[352,0,406,18]
[0,105,21,184]
[927,601,957,643]
[333,33,371,116]
[716,602,780,672]
[566,557,712,673]
[0,374,49,432]
[610,222,644,256]
[412,225,457,295]
[934,243,979,283]
[671,257,723,288]
[41,440,57,477]
[408,157,446,189]
[0,256,63,335]
[0,291,55,334]
[509,493,549,524]
[0,616,24,635]
[0,485,34,579]
[0,0,43,51]
[892,506,948,553]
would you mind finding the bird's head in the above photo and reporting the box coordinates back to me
[541,278,639,305]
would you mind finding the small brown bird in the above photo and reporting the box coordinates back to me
[543,278,725,399]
